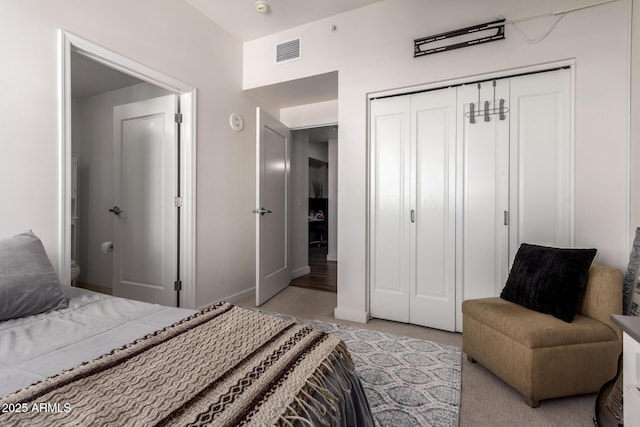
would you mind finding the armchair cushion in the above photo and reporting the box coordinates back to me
[463,297,618,348]
[500,244,597,322]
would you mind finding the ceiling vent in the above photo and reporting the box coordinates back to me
[275,38,302,64]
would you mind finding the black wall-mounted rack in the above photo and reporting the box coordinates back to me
[414,19,505,57]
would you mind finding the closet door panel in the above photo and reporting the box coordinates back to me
[457,82,510,308]
[510,69,572,258]
[410,88,457,331]
[369,97,411,323]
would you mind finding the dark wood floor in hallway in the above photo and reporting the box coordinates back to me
[290,246,336,293]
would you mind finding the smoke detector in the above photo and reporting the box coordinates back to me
[255,1,269,14]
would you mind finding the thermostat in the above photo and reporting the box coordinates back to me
[229,113,244,131]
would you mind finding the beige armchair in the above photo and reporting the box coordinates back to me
[462,264,623,407]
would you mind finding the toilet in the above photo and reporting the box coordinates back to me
[70,259,81,284]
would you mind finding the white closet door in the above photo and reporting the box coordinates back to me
[509,69,572,259]
[410,88,457,331]
[456,81,510,330]
[369,96,412,323]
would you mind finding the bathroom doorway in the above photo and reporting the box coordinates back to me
[61,32,196,308]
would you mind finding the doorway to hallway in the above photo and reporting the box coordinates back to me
[290,125,338,293]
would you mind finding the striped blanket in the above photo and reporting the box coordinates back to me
[0,302,365,426]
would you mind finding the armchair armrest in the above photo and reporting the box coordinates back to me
[578,264,623,339]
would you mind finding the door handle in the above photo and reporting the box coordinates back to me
[252,207,272,216]
[109,206,123,216]
[411,209,416,223]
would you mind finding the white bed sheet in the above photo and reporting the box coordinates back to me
[0,286,196,397]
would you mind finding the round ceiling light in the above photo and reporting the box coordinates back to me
[255,1,270,14]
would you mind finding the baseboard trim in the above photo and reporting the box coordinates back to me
[326,253,338,262]
[291,266,311,280]
[201,287,255,309]
[334,306,369,323]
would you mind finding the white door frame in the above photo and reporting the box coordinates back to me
[58,30,197,308]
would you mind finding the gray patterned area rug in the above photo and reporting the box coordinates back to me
[262,311,461,427]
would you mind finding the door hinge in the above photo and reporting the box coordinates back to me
[174,196,183,208]
[175,113,183,124]
[174,280,182,291]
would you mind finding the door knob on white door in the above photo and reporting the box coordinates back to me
[109,206,123,215]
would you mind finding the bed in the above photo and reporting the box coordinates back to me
[0,232,373,426]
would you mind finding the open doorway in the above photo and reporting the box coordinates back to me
[290,125,338,293]
[60,32,197,308]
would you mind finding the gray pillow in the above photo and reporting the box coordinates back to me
[0,231,68,321]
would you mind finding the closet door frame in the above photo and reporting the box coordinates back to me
[367,60,576,328]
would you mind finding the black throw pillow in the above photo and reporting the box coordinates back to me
[500,243,597,322]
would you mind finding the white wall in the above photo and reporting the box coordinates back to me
[0,0,262,308]
[244,0,632,322]
[73,83,171,288]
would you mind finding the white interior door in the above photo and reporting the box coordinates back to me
[369,96,412,323]
[113,94,178,306]
[410,88,457,331]
[256,108,291,306]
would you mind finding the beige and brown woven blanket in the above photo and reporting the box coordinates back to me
[0,302,356,426]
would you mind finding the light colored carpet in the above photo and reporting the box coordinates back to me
[237,286,597,427]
